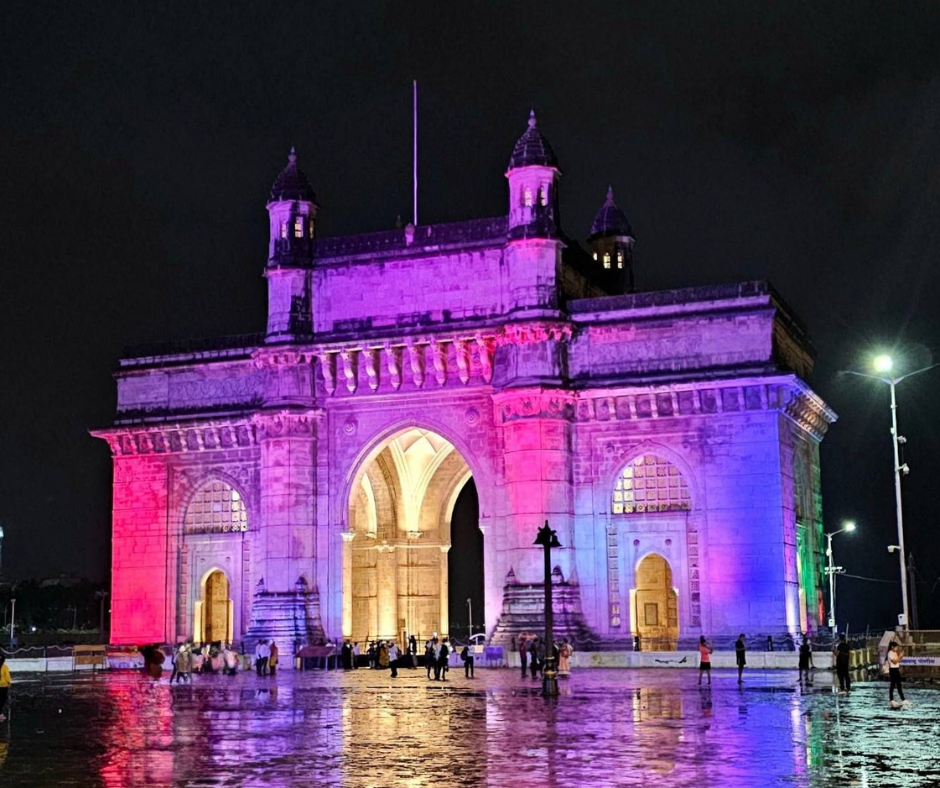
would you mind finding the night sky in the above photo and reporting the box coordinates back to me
[3,2,940,632]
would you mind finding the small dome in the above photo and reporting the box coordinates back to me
[269,147,317,203]
[508,110,559,170]
[590,186,633,237]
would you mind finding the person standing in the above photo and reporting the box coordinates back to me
[255,640,268,676]
[886,641,908,706]
[462,645,475,678]
[698,636,712,685]
[519,637,529,679]
[341,641,352,670]
[798,636,813,686]
[735,634,747,684]
[531,637,545,679]
[438,638,450,680]
[0,654,11,722]
[175,643,192,683]
[557,639,573,676]
[388,642,399,678]
[269,642,279,676]
[425,639,436,680]
[835,635,851,693]
[222,644,239,676]
[352,642,361,669]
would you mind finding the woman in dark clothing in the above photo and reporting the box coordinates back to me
[835,635,851,692]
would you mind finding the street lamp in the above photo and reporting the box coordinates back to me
[466,598,472,640]
[824,520,856,635]
[843,355,938,629]
[534,520,562,697]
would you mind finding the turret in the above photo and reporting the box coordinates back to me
[589,186,635,293]
[265,148,318,340]
[505,110,561,240]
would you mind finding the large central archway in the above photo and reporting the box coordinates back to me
[343,428,477,645]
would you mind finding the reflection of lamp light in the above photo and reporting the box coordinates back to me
[534,520,562,696]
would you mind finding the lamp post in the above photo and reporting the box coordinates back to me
[824,521,856,636]
[9,598,14,644]
[844,355,938,629]
[466,598,472,640]
[534,520,561,697]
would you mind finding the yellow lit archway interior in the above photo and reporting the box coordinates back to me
[633,554,679,650]
[199,570,232,644]
[345,429,471,645]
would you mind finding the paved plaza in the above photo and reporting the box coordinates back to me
[0,666,936,787]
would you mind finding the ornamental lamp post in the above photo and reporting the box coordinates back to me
[843,355,938,629]
[534,520,562,697]
[824,521,856,636]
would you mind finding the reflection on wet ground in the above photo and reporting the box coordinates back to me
[0,667,936,787]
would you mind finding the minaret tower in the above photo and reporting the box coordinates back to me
[265,148,318,340]
[504,110,563,315]
[589,186,636,293]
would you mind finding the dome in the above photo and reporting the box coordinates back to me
[269,147,317,203]
[507,110,559,170]
[590,187,633,238]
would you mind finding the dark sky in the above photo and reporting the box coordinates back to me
[2,2,940,632]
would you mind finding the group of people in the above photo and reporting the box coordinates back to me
[518,635,574,679]
[697,634,754,685]
[253,639,279,676]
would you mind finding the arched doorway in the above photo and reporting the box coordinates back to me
[344,428,478,646]
[200,570,232,644]
[634,554,678,650]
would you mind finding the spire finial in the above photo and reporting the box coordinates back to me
[288,146,297,164]
[606,185,615,204]
[528,109,537,129]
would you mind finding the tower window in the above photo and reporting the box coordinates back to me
[592,252,598,261]
[617,251,624,269]
[523,187,534,207]
[294,217,304,238]
[603,253,611,269]
[539,186,548,206]
[280,222,288,238]
[308,219,315,239]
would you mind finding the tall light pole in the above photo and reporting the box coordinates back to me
[534,520,561,697]
[844,355,938,629]
[466,598,472,639]
[824,521,856,636]
[9,597,14,644]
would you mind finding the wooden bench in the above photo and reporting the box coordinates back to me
[72,645,108,671]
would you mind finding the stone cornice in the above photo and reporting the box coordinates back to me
[252,408,324,439]
[91,417,260,457]
[570,374,837,440]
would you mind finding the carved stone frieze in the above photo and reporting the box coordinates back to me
[493,389,577,423]
[319,353,336,396]
[340,350,358,394]
[407,342,426,388]
[252,409,322,439]
[455,340,471,385]
[363,348,379,391]
[497,320,573,346]
[384,343,402,390]
[431,340,447,386]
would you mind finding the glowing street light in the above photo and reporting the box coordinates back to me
[843,354,939,628]
[824,520,856,635]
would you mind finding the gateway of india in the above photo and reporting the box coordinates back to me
[94,111,836,655]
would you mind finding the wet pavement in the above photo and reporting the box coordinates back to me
[0,666,936,787]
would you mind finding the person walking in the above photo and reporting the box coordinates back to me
[835,635,851,693]
[886,641,908,707]
[798,636,813,686]
[388,642,399,678]
[698,636,712,685]
[735,633,747,684]
[222,643,239,676]
[0,654,11,722]
[175,643,192,683]
[519,636,529,679]
[268,642,279,676]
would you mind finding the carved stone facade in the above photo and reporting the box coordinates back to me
[94,112,836,654]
